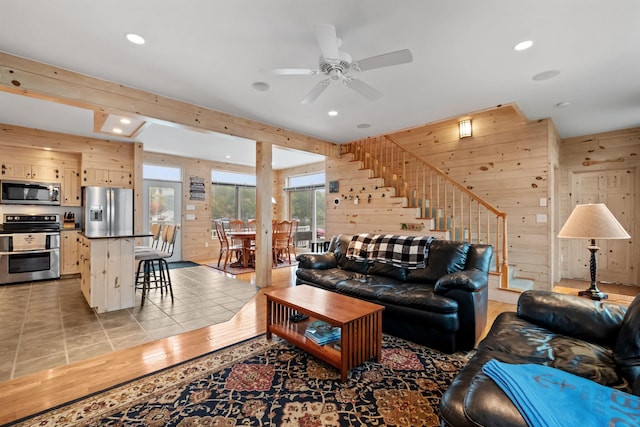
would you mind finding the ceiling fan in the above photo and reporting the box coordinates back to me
[264,24,413,104]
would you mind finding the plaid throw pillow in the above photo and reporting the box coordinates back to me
[369,235,433,269]
[346,233,375,263]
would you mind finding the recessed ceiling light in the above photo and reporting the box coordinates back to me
[252,82,270,91]
[556,101,571,108]
[514,40,533,51]
[356,123,371,129]
[112,127,123,134]
[328,110,338,116]
[126,33,145,45]
[120,118,131,124]
[225,155,231,159]
[532,70,560,81]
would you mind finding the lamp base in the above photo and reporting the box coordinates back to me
[578,286,608,301]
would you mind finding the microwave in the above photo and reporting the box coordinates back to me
[0,180,61,205]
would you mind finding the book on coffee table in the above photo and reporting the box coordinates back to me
[304,320,341,345]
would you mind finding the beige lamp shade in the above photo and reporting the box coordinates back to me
[558,203,630,239]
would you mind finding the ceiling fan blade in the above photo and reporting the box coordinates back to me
[314,24,340,61]
[343,78,382,101]
[263,68,318,75]
[301,79,331,104]
[352,49,413,72]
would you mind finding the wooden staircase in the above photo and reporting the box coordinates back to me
[342,136,511,289]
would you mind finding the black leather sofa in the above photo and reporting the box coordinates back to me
[295,234,493,353]
[440,290,640,426]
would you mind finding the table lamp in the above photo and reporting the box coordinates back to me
[558,203,630,300]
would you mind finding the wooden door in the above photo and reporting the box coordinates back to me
[569,169,636,285]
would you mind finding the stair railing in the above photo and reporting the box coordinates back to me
[342,135,510,288]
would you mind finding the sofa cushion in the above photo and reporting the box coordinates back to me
[295,268,359,290]
[367,260,408,281]
[377,284,459,314]
[336,276,400,299]
[406,240,470,284]
[614,294,640,394]
[481,312,628,391]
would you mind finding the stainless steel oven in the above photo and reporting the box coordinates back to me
[0,214,60,285]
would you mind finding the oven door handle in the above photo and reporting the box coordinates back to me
[0,248,59,255]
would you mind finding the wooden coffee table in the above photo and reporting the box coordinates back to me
[265,285,384,381]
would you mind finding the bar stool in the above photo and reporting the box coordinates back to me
[135,224,177,306]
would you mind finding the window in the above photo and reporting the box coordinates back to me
[287,172,326,240]
[143,164,181,181]
[211,171,256,224]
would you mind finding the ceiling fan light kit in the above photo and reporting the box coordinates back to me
[265,24,413,104]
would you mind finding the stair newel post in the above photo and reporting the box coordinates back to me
[402,151,406,198]
[390,143,395,192]
[443,181,448,234]
[435,176,439,229]
[468,198,472,243]
[459,191,464,240]
[486,208,491,245]
[429,170,433,218]
[501,214,509,287]
[451,185,456,240]
[377,136,382,178]
[476,200,481,245]
[422,168,426,218]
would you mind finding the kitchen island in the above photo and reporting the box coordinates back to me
[79,233,151,313]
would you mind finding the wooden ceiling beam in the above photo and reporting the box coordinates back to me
[0,52,339,158]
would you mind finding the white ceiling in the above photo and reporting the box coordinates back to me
[1,1,639,165]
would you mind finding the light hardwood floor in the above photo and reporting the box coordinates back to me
[0,267,512,424]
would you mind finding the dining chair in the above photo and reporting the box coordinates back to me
[214,220,243,269]
[272,220,293,265]
[246,218,257,231]
[228,219,246,259]
[229,219,245,231]
[288,219,299,259]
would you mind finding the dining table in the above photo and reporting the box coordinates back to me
[226,230,256,268]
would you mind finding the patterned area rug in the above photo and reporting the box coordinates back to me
[12,335,473,427]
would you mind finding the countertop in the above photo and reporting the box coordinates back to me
[79,232,152,239]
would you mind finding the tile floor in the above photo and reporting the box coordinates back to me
[0,265,258,381]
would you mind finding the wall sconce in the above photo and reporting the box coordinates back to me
[459,119,472,138]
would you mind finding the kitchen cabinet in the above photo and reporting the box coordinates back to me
[62,168,81,206]
[79,234,136,313]
[61,230,81,275]
[1,162,60,181]
[82,168,133,188]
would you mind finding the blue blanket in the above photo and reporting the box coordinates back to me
[482,359,640,427]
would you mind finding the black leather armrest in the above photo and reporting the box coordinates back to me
[296,252,337,270]
[434,269,488,294]
[517,290,627,348]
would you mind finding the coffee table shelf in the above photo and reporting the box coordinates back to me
[265,285,384,381]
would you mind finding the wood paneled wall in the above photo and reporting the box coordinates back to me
[559,127,640,286]
[327,105,559,290]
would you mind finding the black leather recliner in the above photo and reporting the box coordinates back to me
[295,234,493,353]
[440,290,640,426]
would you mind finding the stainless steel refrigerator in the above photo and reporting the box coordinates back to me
[82,187,134,237]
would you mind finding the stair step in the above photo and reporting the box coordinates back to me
[508,277,535,291]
